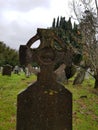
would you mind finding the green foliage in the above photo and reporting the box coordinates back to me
[0,42,19,66]
[52,17,81,43]
[52,18,56,28]
[65,65,76,79]
[73,53,82,65]
[51,16,83,63]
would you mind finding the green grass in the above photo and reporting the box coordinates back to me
[0,73,36,130]
[0,73,98,130]
[65,77,98,130]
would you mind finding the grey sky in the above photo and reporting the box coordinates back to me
[0,0,72,50]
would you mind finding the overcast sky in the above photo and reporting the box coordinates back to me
[0,0,73,50]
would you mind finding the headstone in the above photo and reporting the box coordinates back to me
[85,68,91,79]
[2,64,12,76]
[25,66,30,78]
[55,63,66,82]
[17,28,72,130]
[14,65,19,74]
[24,64,33,77]
[32,67,40,75]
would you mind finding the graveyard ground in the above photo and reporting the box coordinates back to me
[0,73,98,130]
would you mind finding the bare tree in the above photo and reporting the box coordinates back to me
[71,0,98,88]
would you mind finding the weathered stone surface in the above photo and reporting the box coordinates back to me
[2,64,12,76]
[55,63,66,82]
[17,28,72,130]
[17,74,72,130]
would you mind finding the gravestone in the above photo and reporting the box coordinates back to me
[55,63,66,82]
[14,65,20,74]
[17,28,72,130]
[2,64,12,76]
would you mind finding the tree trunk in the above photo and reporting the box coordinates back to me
[94,71,98,89]
[94,78,98,89]
[73,68,85,85]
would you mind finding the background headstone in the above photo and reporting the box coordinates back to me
[55,63,66,82]
[2,64,12,76]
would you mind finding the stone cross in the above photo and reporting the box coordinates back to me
[17,28,72,130]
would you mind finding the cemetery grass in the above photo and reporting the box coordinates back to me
[65,77,98,130]
[0,73,98,130]
[0,73,37,130]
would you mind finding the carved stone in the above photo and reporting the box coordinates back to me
[17,28,72,130]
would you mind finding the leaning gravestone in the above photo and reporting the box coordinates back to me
[2,64,12,76]
[17,28,72,130]
[55,63,66,82]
